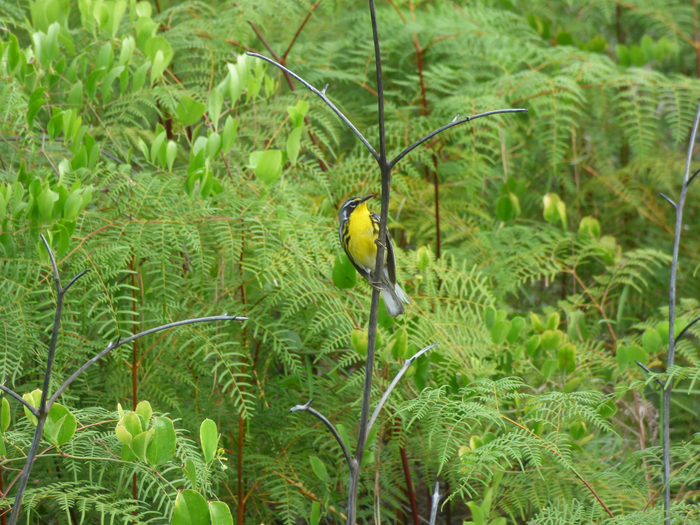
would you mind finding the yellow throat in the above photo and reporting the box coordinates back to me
[347,202,378,272]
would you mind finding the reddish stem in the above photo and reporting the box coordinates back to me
[400,446,420,525]
[1,466,6,525]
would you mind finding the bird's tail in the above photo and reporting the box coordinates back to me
[381,281,411,317]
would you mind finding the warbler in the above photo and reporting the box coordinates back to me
[338,194,411,317]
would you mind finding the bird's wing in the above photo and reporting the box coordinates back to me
[340,219,372,284]
[370,212,397,286]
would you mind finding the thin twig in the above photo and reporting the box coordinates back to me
[289,400,352,468]
[635,361,664,388]
[281,2,321,61]
[674,316,700,345]
[246,53,380,161]
[388,109,527,169]
[48,316,246,409]
[366,342,438,435]
[0,386,38,417]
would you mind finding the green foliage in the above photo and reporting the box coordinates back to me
[1,0,700,523]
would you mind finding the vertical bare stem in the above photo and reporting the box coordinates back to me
[662,103,700,524]
[9,236,64,525]
[346,2,389,523]
[400,445,419,525]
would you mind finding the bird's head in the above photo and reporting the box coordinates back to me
[339,194,374,221]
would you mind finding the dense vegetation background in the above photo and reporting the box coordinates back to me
[1,0,700,523]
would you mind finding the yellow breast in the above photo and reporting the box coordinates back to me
[347,203,377,272]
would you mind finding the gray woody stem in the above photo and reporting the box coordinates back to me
[248,2,523,522]
[365,342,438,437]
[8,234,246,525]
[661,102,700,524]
[429,482,440,525]
[289,400,353,469]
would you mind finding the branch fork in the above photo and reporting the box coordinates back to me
[5,234,246,525]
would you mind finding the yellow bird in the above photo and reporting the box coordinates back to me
[338,194,411,316]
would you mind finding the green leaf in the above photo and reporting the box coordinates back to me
[629,44,645,67]
[38,186,59,223]
[221,116,238,153]
[526,334,541,357]
[132,60,150,93]
[1,398,10,433]
[416,246,430,271]
[627,345,647,365]
[166,141,177,171]
[45,403,77,446]
[557,343,576,374]
[122,411,142,437]
[556,31,574,46]
[578,216,601,238]
[495,194,514,221]
[491,320,511,345]
[146,417,176,466]
[115,424,133,445]
[351,329,368,357]
[101,66,124,103]
[310,501,321,525]
[150,50,165,84]
[570,421,586,440]
[507,316,526,343]
[484,306,496,330]
[391,329,408,359]
[332,252,356,289]
[546,312,560,330]
[119,35,136,67]
[616,44,631,67]
[144,36,173,70]
[176,96,206,127]
[642,328,662,354]
[466,502,485,525]
[63,190,83,220]
[541,359,559,379]
[200,418,219,465]
[208,89,223,130]
[540,330,562,351]
[151,131,167,165]
[254,150,283,185]
[209,501,234,525]
[183,458,197,487]
[130,428,153,460]
[23,390,42,426]
[309,456,330,483]
[286,127,302,165]
[206,133,221,159]
[531,312,545,332]
[616,345,629,371]
[598,399,618,419]
[172,490,210,525]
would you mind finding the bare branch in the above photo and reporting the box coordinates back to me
[635,361,664,388]
[0,384,39,417]
[246,53,380,162]
[289,400,353,469]
[687,167,700,186]
[675,316,700,345]
[659,193,677,209]
[39,234,60,288]
[366,342,438,438]
[429,482,440,525]
[63,268,91,293]
[48,316,247,408]
[388,109,527,169]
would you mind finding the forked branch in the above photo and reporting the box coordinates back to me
[289,399,353,469]
[7,235,247,525]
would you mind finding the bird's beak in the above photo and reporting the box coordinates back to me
[359,194,375,204]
